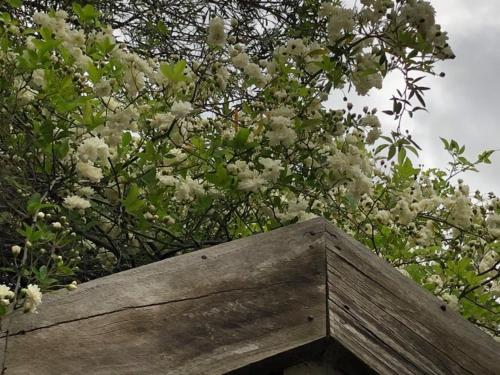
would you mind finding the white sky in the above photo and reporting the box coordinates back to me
[333,0,500,193]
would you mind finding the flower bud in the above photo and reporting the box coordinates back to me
[11,245,22,256]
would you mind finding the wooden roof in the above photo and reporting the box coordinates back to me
[1,217,499,374]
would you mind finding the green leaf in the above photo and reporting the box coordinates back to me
[87,63,101,82]
[233,128,250,149]
[73,3,98,23]
[160,60,187,83]
[7,0,22,8]
[123,183,146,213]
[388,144,396,160]
[27,193,42,215]
[208,163,231,189]
[122,132,132,147]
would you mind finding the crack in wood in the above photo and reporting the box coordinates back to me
[325,246,480,374]
[1,279,301,339]
[328,299,424,375]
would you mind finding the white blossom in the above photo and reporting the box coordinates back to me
[67,281,78,291]
[0,284,14,306]
[171,101,193,116]
[31,68,46,89]
[77,137,110,163]
[427,274,443,288]
[207,17,226,47]
[175,176,205,201]
[479,251,498,273]
[259,157,284,182]
[266,116,297,146]
[232,52,249,68]
[76,161,103,183]
[441,293,459,310]
[94,79,112,97]
[286,38,306,56]
[244,63,265,83]
[22,284,42,313]
[11,245,22,256]
[63,195,91,210]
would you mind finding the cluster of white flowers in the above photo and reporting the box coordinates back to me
[258,157,284,183]
[207,17,226,47]
[151,112,175,130]
[391,199,417,225]
[76,161,103,183]
[440,293,459,311]
[319,3,355,43]
[164,148,188,166]
[486,214,500,239]
[399,0,454,58]
[96,248,117,271]
[232,52,250,69]
[171,101,193,117]
[285,38,307,56]
[427,274,444,289]
[77,137,110,164]
[276,194,316,222]
[77,186,95,197]
[156,167,176,186]
[174,176,205,201]
[352,53,383,95]
[266,116,297,146]
[63,195,91,210]
[0,285,15,306]
[479,251,499,274]
[33,10,95,70]
[244,63,267,86]
[22,284,42,313]
[400,0,436,35]
[359,0,394,23]
[112,49,156,96]
[31,68,46,89]
[360,114,382,144]
[94,79,113,97]
[228,161,266,193]
[446,193,473,228]
[416,220,436,246]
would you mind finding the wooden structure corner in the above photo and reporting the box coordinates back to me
[1,217,499,374]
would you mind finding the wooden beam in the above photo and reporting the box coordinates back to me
[324,221,500,375]
[0,219,327,375]
[1,217,499,374]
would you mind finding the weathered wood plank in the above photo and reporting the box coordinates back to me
[2,217,498,375]
[324,222,500,375]
[1,218,327,375]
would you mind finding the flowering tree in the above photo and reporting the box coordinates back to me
[0,0,499,338]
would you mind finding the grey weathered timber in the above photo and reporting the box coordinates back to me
[324,223,500,375]
[0,219,327,375]
[1,217,499,375]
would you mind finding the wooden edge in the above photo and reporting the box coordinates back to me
[0,217,329,375]
[0,217,328,337]
[323,220,500,375]
[226,337,329,375]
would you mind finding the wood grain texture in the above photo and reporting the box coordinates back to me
[2,217,499,375]
[324,221,500,375]
[0,218,327,375]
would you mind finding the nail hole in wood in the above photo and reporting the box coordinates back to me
[201,255,207,260]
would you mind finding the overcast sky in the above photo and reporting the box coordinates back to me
[332,0,500,194]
